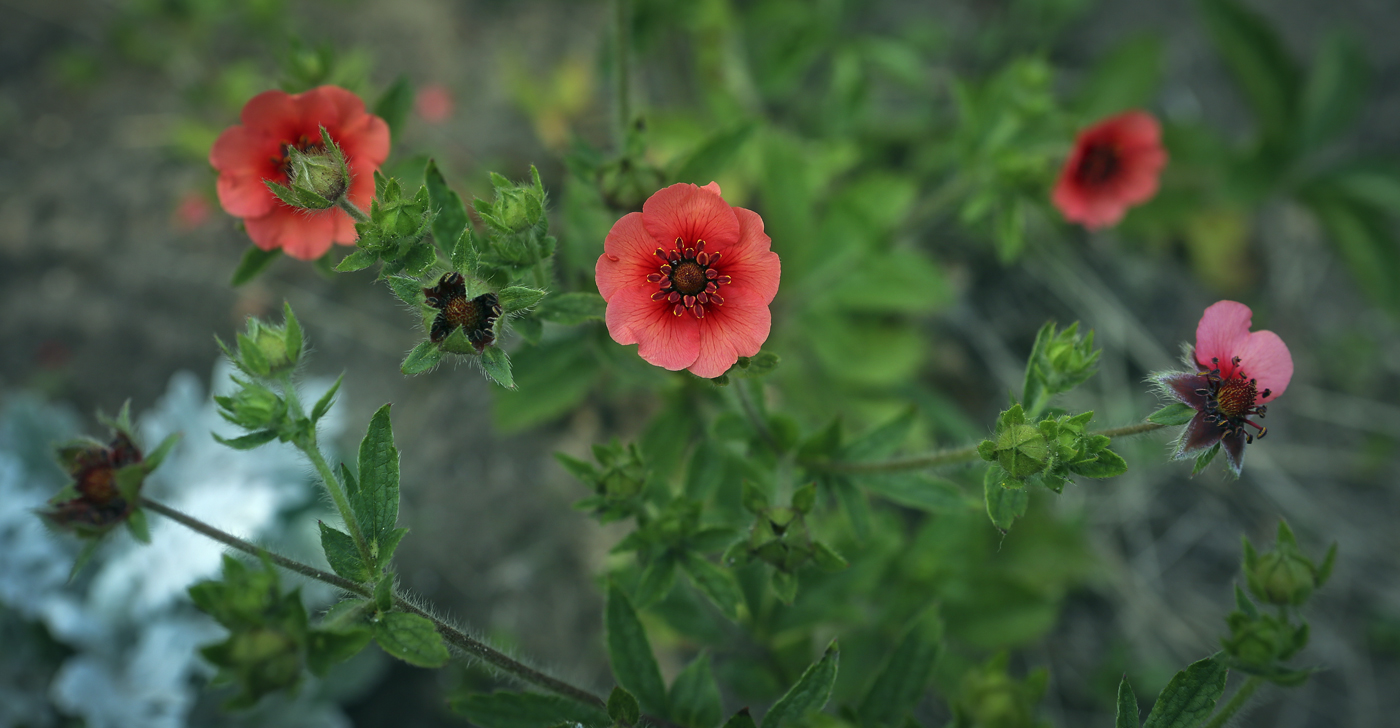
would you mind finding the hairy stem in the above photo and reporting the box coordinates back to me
[807,421,1165,474]
[1203,676,1263,728]
[139,497,609,712]
[337,196,371,224]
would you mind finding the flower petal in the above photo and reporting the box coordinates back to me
[243,206,341,260]
[209,125,276,176]
[604,285,701,371]
[240,89,301,138]
[690,294,772,378]
[597,212,660,301]
[642,183,740,252]
[717,207,781,305]
[1235,330,1292,402]
[339,113,392,169]
[1174,411,1223,460]
[1151,371,1209,410]
[216,172,276,219]
[1220,431,1247,476]
[1194,300,1253,376]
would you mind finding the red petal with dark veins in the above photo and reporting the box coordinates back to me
[1174,411,1224,460]
[1153,371,1210,410]
[1220,431,1247,476]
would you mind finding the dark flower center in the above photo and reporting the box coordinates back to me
[647,238,733,319]
[1076,143,1120,186]
[1197,356,1271,444]
[423,272,502,351]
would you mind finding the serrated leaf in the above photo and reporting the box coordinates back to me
[354,404,400,569]
[762,641,839,728]
[373,611,449,667]
[452,227,480,274]
[1142,654,1228,728]
[1149,403,1198,426]
[319,521,370,582]
[499,286,548,313]
[983,466,1028,532]
[282,302,302,360]
[680,552,743,620]
[231,246,282,286]
[1117,676,1140,728]
[311,374,344,424]
[402,341,444,375]
[535,291,606,325]
[1192,443,1221,475]
[606,581,668,715]
[671,653,723,728]
[426,158,470,248]
[722,709,758,728]
[374,76,414,141]
[212,429,280,450]
[452,691,612,728]
[482,346,515,389]
[857,613,941,728]
[335,248,378,272]
[386,275,423,306]
[608,686,641,726]
[635,555,678,607]
[1070,449,1129,479]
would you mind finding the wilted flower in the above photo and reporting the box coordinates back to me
[1052,110,1168,230]
[1151,301,1293,475]
[596,182,780,378]
[210,86,390,260]
[422,272,502,351]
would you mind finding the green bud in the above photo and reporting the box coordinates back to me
[218,384,286,430]
[1221,611,1305,669]
[279,128,351,210]
[1243,521,1332,607]
[994,424,1049,478]
[956,658,1045,728]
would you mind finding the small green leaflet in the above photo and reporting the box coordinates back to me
[1117,676,1139,728]
[372,612,449,667]
[452,691,611,728]
[482,346,515,389]
[670,652,723,728]
[353,405,401,570]
[605,581,668,715]
[1148,403,1197,426]
[318,521,370,582]
[762,640,839,728]
[1142,654,1228,728]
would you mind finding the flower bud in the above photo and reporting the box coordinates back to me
[218,384,286,430]
[223,305,304,378]
[1243,522,1335,607]
[994,424,1049,478]
[1221,611,1305,669]
[286,147,349,209]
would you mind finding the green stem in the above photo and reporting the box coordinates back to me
[1203,676,1263,728]
[614,0,632,150]
[807,421,1165,474]
[337,196,371,225]
[139,496,612,715]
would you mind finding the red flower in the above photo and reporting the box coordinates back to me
[210,86,390,260]
[1052,110,1167,230]
[415,84,454,124]
[1151,301,1293,475]
[596,182,781,378]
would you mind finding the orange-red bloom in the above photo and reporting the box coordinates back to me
[596,183,780,378]
[210,86,390,260]
[1052,110,1167,230]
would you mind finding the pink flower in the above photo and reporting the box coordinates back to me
[210,86,390,260]
[1151,301,1293,475]
[415,84,454,124]
[596,182,781,378]
[1052,110,1168,230]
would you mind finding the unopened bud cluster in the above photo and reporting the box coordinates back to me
[557,441,649,522]
[724,482,847,603]
[264,128,352,211]
[977,404,1127,494]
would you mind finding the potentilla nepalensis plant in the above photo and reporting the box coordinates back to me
[1150,300,1293,475]
[210,86,390,259]
[1052,110,1168,230]
[596,182,780,378]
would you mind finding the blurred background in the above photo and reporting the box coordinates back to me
[1,0,1399,726]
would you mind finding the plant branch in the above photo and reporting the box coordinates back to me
[1203,675,1263,728]
[139,497,620,715]
[806,421,1166,474]
[337,196,371,224]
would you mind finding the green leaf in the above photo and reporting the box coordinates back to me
[498,286,548,313]
[606,581,668,715]
[680,552,743,620]
[373,611,449,667]
[1305,191,1400,314]
[334,248,378,272]
[231,245,282,286]
[671,652,723,728]
[307,625,373,677]
[608,686,641,726]
[452,227,480,274]
[481,346,516,389]
[212,429,280,450]
[1196,0,1301,146]
[852,472,968,512]
[722,709,758,728]
[857,612,942,728]
[401,341,444,375]
[281,302,303,359]
[1298,31,1368,152]
[426,158,470,248]
[69,540,101,581]
[535,291,606,325]
[1117,676,1140,728]
[354,404,400,569]
[1069,449,1129,479]
[635,555,678,607]
[386,275,423,306]
[318,521,370,582]
[374,76,414,141]
[1142,654,1228,728]
[672,123,757,185]
[983,466,1029,532]
[452,691,611,728]
[125,507,151,544]
[311,374,344,424]
[840,406,916,461]
[1077,35,1164,121]
[1192,443,1221,476]
[1148,403,1198,426]
[770,570,798,604]
[141,433,181,471]
[762,640,839,728]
